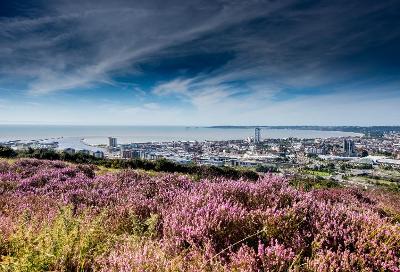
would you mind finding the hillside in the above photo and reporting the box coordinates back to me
[0,159,399,271]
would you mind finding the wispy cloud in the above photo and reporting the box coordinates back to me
[0,0,292,94]
[0,0,399,125]
[1,0,398,95]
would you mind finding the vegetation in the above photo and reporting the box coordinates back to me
[0,159,399,271]
[302,170,330,177]
[0,146,259,181]
[340,163,373,170]
[289,177,341,191]
[0,146,16,158]
[255,164,279,173]
[348,174,400,192]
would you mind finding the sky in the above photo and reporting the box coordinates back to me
[0,0,399,126]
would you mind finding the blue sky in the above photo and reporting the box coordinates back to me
[0,0,399,125]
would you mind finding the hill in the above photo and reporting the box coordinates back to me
[0,159,399,271]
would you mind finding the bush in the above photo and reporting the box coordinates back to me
[256,164,278,173]
[2,208,112,271]
[0,146,17,158]
[289,178,341,191]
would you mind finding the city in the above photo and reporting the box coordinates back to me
[107,128,400,189]
[2,127,400,192]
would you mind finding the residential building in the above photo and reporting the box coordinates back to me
[108,137,117,148]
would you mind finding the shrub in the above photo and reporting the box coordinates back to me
[2,208,112,271]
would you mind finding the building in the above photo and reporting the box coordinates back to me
[108,137,117,148]
[255,128,261,144]
[343,139,356,157]
[121,150,132,159]
[306,147,326,155]
[63,148,75,155]
[93,150,104,159]
[121,149,142,159]
[78,149,91,155]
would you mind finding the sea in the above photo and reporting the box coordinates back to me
[0,125,361,151]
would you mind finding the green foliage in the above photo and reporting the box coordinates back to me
[154,158,186,173]
[113,211,160,238]
[255,164,279,173]
[1,208,112,272]
[18,148,60,160]
[375,181,400,192]
[0,146,17,158]
[289,178,341,191]
[0,146,259,181]
[303,170,330,177]
[304,163,335,174]
[381,165,394,171]
[341,162,374,170]
[131,214,160,238]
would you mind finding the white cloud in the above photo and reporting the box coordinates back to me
[0,0,293,94]
[1,0,399,125]
[152,78,193,96]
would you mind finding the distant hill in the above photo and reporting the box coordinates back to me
[208,126,400,137]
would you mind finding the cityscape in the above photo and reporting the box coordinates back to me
[2,126,399,191]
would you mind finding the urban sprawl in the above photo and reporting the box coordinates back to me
[2,127,400,189]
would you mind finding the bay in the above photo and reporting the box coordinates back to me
[0,125,361,150]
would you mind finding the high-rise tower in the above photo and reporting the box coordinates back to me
[108,137,117,148]
[254,127,261,144]
[343,139,355,157]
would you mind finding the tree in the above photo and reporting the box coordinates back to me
[0,146,17,158]
[361,150,369,157]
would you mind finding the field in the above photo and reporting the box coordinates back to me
[302,170,331,177]
[0,159,399,271]
[345,168,400,192]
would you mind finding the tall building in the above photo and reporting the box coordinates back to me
[108,137,117,148]
[254,127,261,144]
[343,139,355,157]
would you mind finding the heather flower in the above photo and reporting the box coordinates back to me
[0,159,399,271]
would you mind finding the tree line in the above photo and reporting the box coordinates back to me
[0,146,259,180]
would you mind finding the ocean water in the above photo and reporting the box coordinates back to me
[0,125,361,149]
